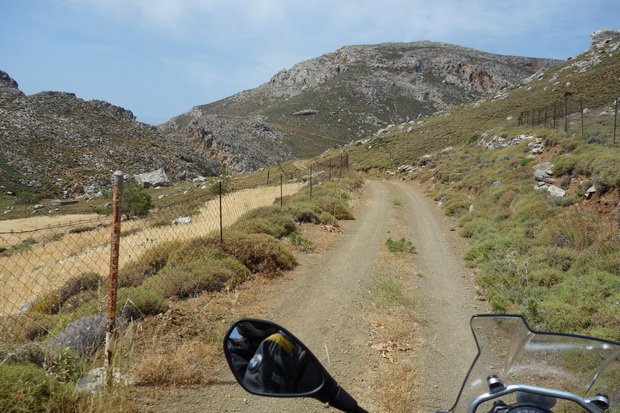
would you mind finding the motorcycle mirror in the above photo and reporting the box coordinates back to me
[223,319,326,397]
[223,319,366,413]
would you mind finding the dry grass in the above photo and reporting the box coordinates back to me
[117,279,272,392]
[0,183,302,316]
[365,247,419,412]
[134,340,217,386]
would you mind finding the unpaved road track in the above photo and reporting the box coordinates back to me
[135,180,488,412]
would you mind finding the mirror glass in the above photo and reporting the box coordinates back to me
[224,319,325,396]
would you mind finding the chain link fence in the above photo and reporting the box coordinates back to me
[0,174,306,347]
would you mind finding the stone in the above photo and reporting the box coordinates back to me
[547,185,566,197]
[134,168,171,188]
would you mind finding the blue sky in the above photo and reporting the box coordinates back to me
[2,0,618,125]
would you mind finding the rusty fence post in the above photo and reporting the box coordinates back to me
[105,170,123,386]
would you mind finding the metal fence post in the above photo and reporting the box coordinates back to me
[105,170,123,386]
[309,164,313,198]
[219,181,223,244]
[614,97,618,146]
[280,174,283,207]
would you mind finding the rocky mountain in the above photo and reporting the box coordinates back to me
[1,41,561,197]
[160,41,561,158]
[0,71,222,197]
[0,71,292,197]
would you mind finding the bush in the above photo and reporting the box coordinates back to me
[119,241,183,287]
[117,287,168,319]
[0,362,87,412]
[141,257,251,299]
[222,231,297,277]
[232,206,297,238]
[385,238,415,254]
[289,232,314,252]
[15,192,41,205]
[0,313,59,344]
[286,202,328,224]
[122,180,154,219]
[29,272,103,315]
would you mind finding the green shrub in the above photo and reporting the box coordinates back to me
[0,363,87,412]
[232,206,297,238]
[314,196,353,220]
[29,272,103,315]
[520,157,536,167]
[222,231,297,277]
[537,211,598,250]
[459,218,497,238]
[15,192,41,205]
[0,313,59,344]
[541,270,620,339]
[289,232,314,252]
[13,237,38,253]
[117,287,167,318]
[385,238,415,254]
[141,257,251,299]
[285,202,326,224]
[444,198,472,217]
[118,240,183,287]
[122,180,154,219]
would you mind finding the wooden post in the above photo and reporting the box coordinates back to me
[105,171,123,386]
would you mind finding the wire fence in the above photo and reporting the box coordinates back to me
[0,172,312,347]
[516,95,619,145]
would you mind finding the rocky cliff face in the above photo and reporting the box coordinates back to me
[0,71,219,196]
[162,41,561,158]
[159,110,293,174]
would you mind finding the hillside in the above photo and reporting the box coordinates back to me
[0,73,293,197]
[159,41,560,158]
[0,73,219,197]
[333,30,620,339]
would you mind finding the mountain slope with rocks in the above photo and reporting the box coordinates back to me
[160,41,561,158]
[0,72,292,197]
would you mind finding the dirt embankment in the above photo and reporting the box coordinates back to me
[132,179,489,412]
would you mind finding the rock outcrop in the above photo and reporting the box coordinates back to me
[0,70,24,99]
[160,113,294,174]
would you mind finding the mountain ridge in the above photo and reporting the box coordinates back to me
[1,40,564,197]
[160,41,560,158]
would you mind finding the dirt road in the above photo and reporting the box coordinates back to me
[135,179,488,412]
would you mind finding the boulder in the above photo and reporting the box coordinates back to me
[547,185,566,198]
[134,168,171,188]
[49,314,126,355]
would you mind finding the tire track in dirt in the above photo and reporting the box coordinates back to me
[386,180,490,412]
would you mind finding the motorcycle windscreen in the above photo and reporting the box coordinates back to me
[443,314,620,413]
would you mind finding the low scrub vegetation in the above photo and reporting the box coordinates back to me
[0,176,358,410]
[385,237,416,254]
[409,131,620,340]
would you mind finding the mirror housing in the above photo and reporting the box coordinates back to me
[223,319,363,412]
